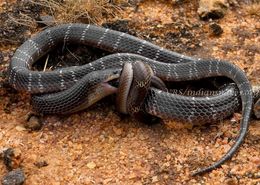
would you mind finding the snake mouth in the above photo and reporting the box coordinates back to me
[102,70,120,93]
[99,82,118,94]
[106,70,121,88]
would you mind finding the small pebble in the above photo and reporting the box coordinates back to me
[166,154,171,161]
[3,148,22,171]
[38,15,55,26]
[34,160,48,168]
[152,175,159,183]
[251,156,260,166]
[87,161,96,169]
[24,113,43,131]
[113,127,123,136]
[139,134,147,140]
[225,177,238,185]
[15,126,26,132]
[209,23,223,36]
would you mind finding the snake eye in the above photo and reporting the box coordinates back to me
[113,70,120,75]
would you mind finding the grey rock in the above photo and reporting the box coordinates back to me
[2,168,25,185]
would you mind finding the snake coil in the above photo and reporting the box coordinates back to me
[8,23,253,175]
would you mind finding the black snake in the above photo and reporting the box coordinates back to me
[8,23,254,175]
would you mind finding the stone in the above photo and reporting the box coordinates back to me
[151,175,159,183]
[2,168,25,185]
[3,148,22,171]
[86,161,96,169]
[198,0,229,20]
[24,113,43,131]
[209,23,223,36]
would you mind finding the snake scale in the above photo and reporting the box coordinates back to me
[8,23,253,175]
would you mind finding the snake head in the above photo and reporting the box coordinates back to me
[104,69,121,82]
[253,98,260,119]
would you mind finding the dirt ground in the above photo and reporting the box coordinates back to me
[0,0,260,184]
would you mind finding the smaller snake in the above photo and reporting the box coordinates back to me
[116,61,167,122]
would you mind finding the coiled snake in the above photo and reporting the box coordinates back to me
[8,23,254,175]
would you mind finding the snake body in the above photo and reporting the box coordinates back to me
[31,68,120,114]
[8,23,253,175]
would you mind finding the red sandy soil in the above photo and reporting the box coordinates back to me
[0,0,259,184]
